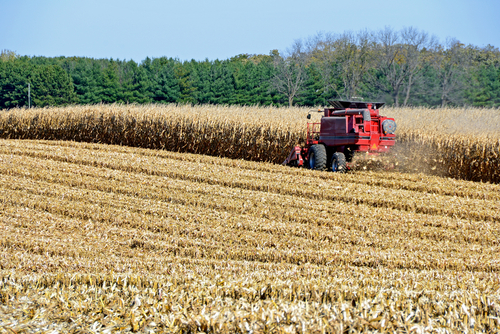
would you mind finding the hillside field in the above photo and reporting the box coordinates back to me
[0,139,499,333]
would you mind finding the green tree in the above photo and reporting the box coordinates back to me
[298,62,325,106]
[0,59,32,108]
[66,58,103,104]
[95,60,120,103]
[0,59,76,108]
[174,61,198,104]
[470,64,500,107]
[30,64,77,107]
[195,60,236,104]
[147,57,181,104]
[231,55,278,105]
[118,59,152,103]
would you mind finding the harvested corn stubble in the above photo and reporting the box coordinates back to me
[0,139,499,332]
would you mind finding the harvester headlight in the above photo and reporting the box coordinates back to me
[382,119,396,134]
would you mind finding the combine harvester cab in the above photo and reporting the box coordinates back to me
[283,100,396,172]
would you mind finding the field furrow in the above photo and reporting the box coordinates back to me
[1,139,499,332]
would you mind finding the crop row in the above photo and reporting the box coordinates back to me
[1,139,499,332]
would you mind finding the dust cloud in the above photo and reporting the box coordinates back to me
[349,142,449,177]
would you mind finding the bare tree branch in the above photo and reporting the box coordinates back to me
[271,41,308,107]
[304,30,374,100]
[368,26,435,106]
[434,38,471,107]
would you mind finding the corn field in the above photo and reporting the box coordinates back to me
[1,139,500,332]
[0,104,498,183]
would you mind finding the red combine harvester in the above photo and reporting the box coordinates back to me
[283,100,396,172]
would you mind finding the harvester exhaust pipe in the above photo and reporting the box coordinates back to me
[329,109,371,122]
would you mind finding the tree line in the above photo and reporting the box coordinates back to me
[1,27,499,109]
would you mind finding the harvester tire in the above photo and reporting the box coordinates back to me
[308,145,327,170]
[331,152,347,173]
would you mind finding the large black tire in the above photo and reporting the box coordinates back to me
[331,152,347,173]
[308,145,327,170]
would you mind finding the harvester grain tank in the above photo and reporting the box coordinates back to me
[283,100,396,172]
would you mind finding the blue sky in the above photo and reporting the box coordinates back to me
[1,0,499,62]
